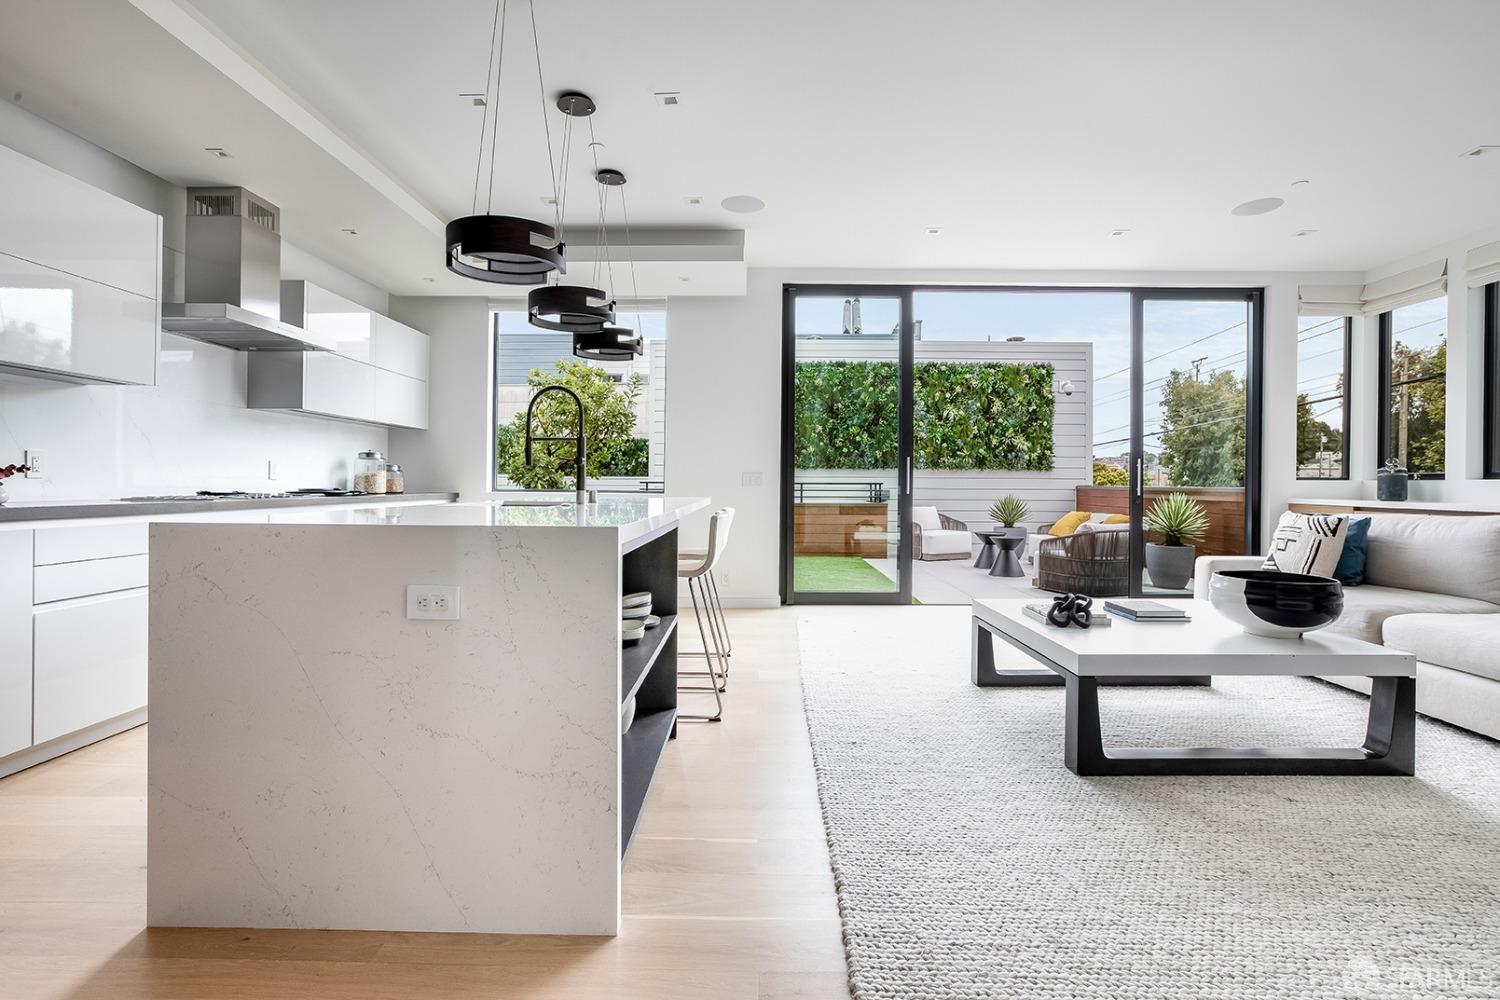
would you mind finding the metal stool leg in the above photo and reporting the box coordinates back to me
[708,570,732,659]
[677,576,725,722]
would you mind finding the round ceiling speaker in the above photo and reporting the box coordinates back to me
[528,284,616,333]
[573,327,642,361]
[445,215,564,285]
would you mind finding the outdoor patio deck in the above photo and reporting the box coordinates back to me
[868,552,1047,605]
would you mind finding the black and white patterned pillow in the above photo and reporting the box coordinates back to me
[1262,512,1349,577]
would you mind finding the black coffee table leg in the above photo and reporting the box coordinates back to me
[971,618,1210,688]
[1063,671,1416,777]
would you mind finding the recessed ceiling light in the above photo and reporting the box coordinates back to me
[678,276,690,282]
[461,93,487,107]
[654,92,681,107]
[1463,145,1500,158]
[721,194,765,214]
[203,147,232,158]
[1293,229,1318,237]
[924,227,943,236]
[422,277,436,283]
[1110,229,1130,237]
[684,196,703,206]
[341,228,359,236]
[1231,197,1284,217]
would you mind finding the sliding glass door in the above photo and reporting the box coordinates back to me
[782,285,1261,605]
[1133,291,1262,598]
[783,290,911,603]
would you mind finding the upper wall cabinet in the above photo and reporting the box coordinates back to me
[251,281,429,429]
[0,144,161,385]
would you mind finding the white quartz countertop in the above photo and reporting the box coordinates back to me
[155,496,712,549]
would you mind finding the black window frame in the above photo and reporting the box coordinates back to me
[1295,315,1352,481]
[1377,303,1447,481]
[1485,282,1500,479]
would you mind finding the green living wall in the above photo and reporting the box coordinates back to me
[794,360,1055,471]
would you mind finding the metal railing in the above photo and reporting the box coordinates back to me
[793,481,890,504]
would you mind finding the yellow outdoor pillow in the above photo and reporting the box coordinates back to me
[1103,514,1130,524]
[1049,511,1091,536]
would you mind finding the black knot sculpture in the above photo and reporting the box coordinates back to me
[1046,593,1094,629]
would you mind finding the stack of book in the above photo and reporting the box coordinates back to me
[1103,599,1191,623]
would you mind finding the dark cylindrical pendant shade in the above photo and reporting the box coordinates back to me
[445,215,564,285]
[528,284,616,333]
[573,326,642,361]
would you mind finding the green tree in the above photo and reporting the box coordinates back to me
[1158,368,1244,487]
[498,360,645,489]
[1092,460,1128,486]
[1387,340,1445,475]
[1296,393,1342,469]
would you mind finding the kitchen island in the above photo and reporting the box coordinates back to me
[147,496,708,936]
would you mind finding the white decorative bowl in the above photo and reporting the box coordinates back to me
[1209,570,1344,639]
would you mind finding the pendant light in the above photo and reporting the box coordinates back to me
[572,167,643,360]
[445,0,565,285]
[526,93,616,333]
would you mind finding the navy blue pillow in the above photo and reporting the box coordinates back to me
[1333,516,1372,586]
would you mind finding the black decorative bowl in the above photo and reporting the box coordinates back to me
[1209,570,1344,638]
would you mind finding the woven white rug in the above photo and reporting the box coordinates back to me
[797,608,1500,1000]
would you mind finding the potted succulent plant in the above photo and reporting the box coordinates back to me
[0,461,30,506]
[989,495,1031,528]
[1143,492,1209,590]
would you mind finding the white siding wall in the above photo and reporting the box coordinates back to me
[792,339,1092,551]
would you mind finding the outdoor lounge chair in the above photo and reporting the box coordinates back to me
[912,506,971,561]
[1035,527,1130,596]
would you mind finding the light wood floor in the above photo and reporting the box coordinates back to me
[0,609,852,1000]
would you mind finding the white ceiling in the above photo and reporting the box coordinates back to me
[4,0,1500,295]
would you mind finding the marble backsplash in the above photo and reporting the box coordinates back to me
[0,332,392,500]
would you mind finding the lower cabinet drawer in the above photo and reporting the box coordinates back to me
[33,588,148,745]
[34,553,148,603]
[34,522,150,565]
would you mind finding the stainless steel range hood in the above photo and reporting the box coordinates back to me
[161,187,334,352]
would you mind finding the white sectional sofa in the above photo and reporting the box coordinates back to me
[1194,512,1500,740]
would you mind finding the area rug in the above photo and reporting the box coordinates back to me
[797,608,1500,1000]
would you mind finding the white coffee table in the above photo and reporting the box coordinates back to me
[971,599,1417,776]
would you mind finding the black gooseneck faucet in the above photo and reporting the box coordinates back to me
[524,385,588,505]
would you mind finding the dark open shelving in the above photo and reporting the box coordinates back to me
[621,614,678,705]
[620,707,676,857]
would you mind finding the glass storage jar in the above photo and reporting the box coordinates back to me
[353,451,387,494]
[384,463,405,494]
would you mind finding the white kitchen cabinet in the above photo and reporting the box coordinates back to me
[374,367,429,430]
[33,588,148,745]
[0,144,160,299]
[34,554,148,604]
[248,350,377,423]
[0,143,160,386]
[282,280,373,362]
[373,314,429,381]
[0,251,158,386]
[0,531,34,758]
[33,520,149,565]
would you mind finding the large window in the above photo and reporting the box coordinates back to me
[1295,316,1350,479]
[492,306,666,492]
[1379,297,1446,479]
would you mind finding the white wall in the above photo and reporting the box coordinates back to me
[0,99,396,499]
[667,266,1359,606]
[388,297,492,498]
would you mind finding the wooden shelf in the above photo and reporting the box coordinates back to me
[621,614,677,706]
[620,708,675,858]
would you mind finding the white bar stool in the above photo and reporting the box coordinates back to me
[678,507,733,722]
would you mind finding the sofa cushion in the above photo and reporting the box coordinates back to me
[1382,612,1500,683]
[1333,516,1372,586]
[912,506,943,531]
[1363,514,1500,603]
[919,528,971,556]
[1262,511,1348,577]
[1322,585,1500,644]
[1048,511,1091,536]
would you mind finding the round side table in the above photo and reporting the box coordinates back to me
[988,526,1029,578]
